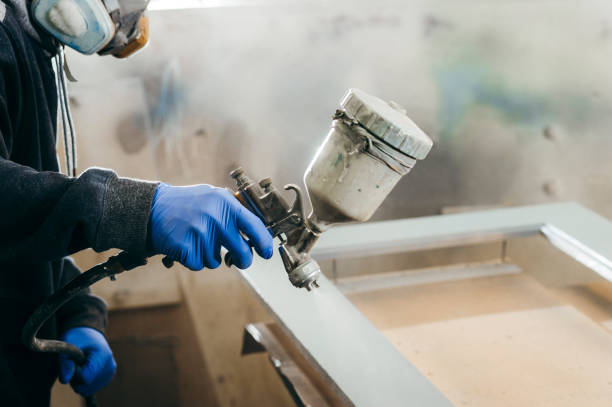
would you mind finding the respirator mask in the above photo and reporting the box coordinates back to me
[31,0,150,58]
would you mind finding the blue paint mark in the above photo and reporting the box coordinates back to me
[435,59,551,138]
[333,153,343,167]
[151,60,186,140]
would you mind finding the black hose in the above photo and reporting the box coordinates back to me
[22,252,148,407]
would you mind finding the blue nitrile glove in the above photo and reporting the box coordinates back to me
[150,183,274,270]
[58,327,117,397]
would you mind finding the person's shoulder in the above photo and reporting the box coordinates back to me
[0,3,57,61]
[0,2,16,30]
[0,3,18,44]
[0,2,9,33]
[0,3,23,65]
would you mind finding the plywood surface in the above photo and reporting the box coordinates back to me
[383,306,612,407]
[346,269,612,406]
[347,273,561,330]
[551,281,612,324]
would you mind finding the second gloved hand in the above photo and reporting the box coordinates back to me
[149,183,274,270]
[59,327,116,397]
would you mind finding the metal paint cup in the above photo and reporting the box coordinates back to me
[304,88,433,228]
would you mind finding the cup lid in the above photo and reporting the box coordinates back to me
[339,88,433,160]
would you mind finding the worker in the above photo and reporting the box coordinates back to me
[0,1,274,405]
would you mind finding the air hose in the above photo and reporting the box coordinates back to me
[22,251,148,407]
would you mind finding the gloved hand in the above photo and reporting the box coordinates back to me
[58,327,117,397]
[150,183,274,270]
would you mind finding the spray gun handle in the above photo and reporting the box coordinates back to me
[71,363,100,407]
[223,251,234,268]
[162,255,174,268]
[162,255,228,269]
[162,249,233,269]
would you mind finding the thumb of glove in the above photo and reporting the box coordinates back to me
[58,354,76,384]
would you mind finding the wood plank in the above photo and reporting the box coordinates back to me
[178,267,298,407]
[243,323,346,407]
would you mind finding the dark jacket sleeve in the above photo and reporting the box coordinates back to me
[0,159,158,263]
[0,21,158,266]
[56,257,108,334]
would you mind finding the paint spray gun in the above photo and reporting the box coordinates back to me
[225,88,434,290]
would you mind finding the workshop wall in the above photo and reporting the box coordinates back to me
[66,0,612,219]
[59,1,612,405]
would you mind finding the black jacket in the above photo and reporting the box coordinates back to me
[0,3,157,405]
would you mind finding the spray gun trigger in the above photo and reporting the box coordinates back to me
[283,184,307,226]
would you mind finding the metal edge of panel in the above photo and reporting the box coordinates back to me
[311,203,564,260]
[311,202,612,283]
[540,224,612,282]
[311,224,541,260]
[335,261,523,295]
[242,322,344,407]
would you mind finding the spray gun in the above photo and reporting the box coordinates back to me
[226,168,322,290]
[225,88,433,290]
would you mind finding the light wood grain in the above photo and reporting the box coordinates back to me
[384,306,612,407]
